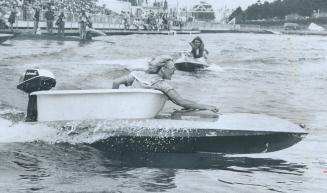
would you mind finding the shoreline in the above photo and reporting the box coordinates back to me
[1,28,327,39]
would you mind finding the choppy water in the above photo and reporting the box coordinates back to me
[0,34,326,192]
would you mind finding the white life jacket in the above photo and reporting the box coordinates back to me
[130,71,162,89]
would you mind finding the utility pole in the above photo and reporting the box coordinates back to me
[176,0,179,18]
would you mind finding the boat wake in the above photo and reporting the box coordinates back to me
[207,63,224,72]
[0,113,189,146]
[0,118,57,144]
[0,103,181,145]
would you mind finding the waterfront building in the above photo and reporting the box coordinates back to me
[313,10,327,18]
[120,0,144,6]
[285,14,305,21]
[190,1,215,22]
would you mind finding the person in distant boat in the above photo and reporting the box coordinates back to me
[112,55,218,112]
[189,36,209,59]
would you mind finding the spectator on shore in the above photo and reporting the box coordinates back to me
[32,4,41,34]
[146,12,157,31]
[8,5,17,32]
[123,11,130,30]
[79,10,90,40]
[132,18,142,31]
[56,10,66,36]
[44,6,55,34]
[179,19,184,30]
[162,14,169,30]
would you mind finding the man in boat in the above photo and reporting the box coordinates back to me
[189,36,209,59]
[112,55,218,112]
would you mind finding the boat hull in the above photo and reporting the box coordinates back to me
[92,132,305,154]
[174,56,209,72]
[52,113,307,154]
[31,89,167,122]
[0,34,13,44]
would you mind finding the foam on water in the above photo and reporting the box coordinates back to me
[0,117,157,145]
[207,63,224,72]
[0,118,58,143]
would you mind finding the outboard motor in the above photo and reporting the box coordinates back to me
[17,69,56,94]
[17,69,56,122]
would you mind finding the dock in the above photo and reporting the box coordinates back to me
[280,30,327,36]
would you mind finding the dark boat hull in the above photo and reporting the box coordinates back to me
[174,56,209,72]
[0,34,13,44]
[91,131,305,154]
[45,113,308,154]
[14,34,85,41]
[175,61,208,72]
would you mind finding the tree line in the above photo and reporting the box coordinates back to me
[229,0,327,22]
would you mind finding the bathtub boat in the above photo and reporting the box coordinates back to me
[17,69,166,122]
[17,69,307,153]
[174,53,209,72]
[0,34,13,44]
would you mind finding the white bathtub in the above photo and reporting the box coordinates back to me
[30,89,167,122]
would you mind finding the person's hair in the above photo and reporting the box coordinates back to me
[146,55,174,74]
[192,36,203,45]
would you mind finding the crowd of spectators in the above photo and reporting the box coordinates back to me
[121,1,183,31]
[0,0,112,19]
[0,0,185,31]
[124,10,185,31]
[49,0,112,15]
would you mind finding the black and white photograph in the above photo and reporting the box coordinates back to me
[0,0,326,192]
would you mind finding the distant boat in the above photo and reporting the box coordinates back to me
[15,33,86,42]
[174,53,209,72]
[87,28,107,38]
[308,23,325,32]
[0,33,13,44]
[13,31,106,42]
